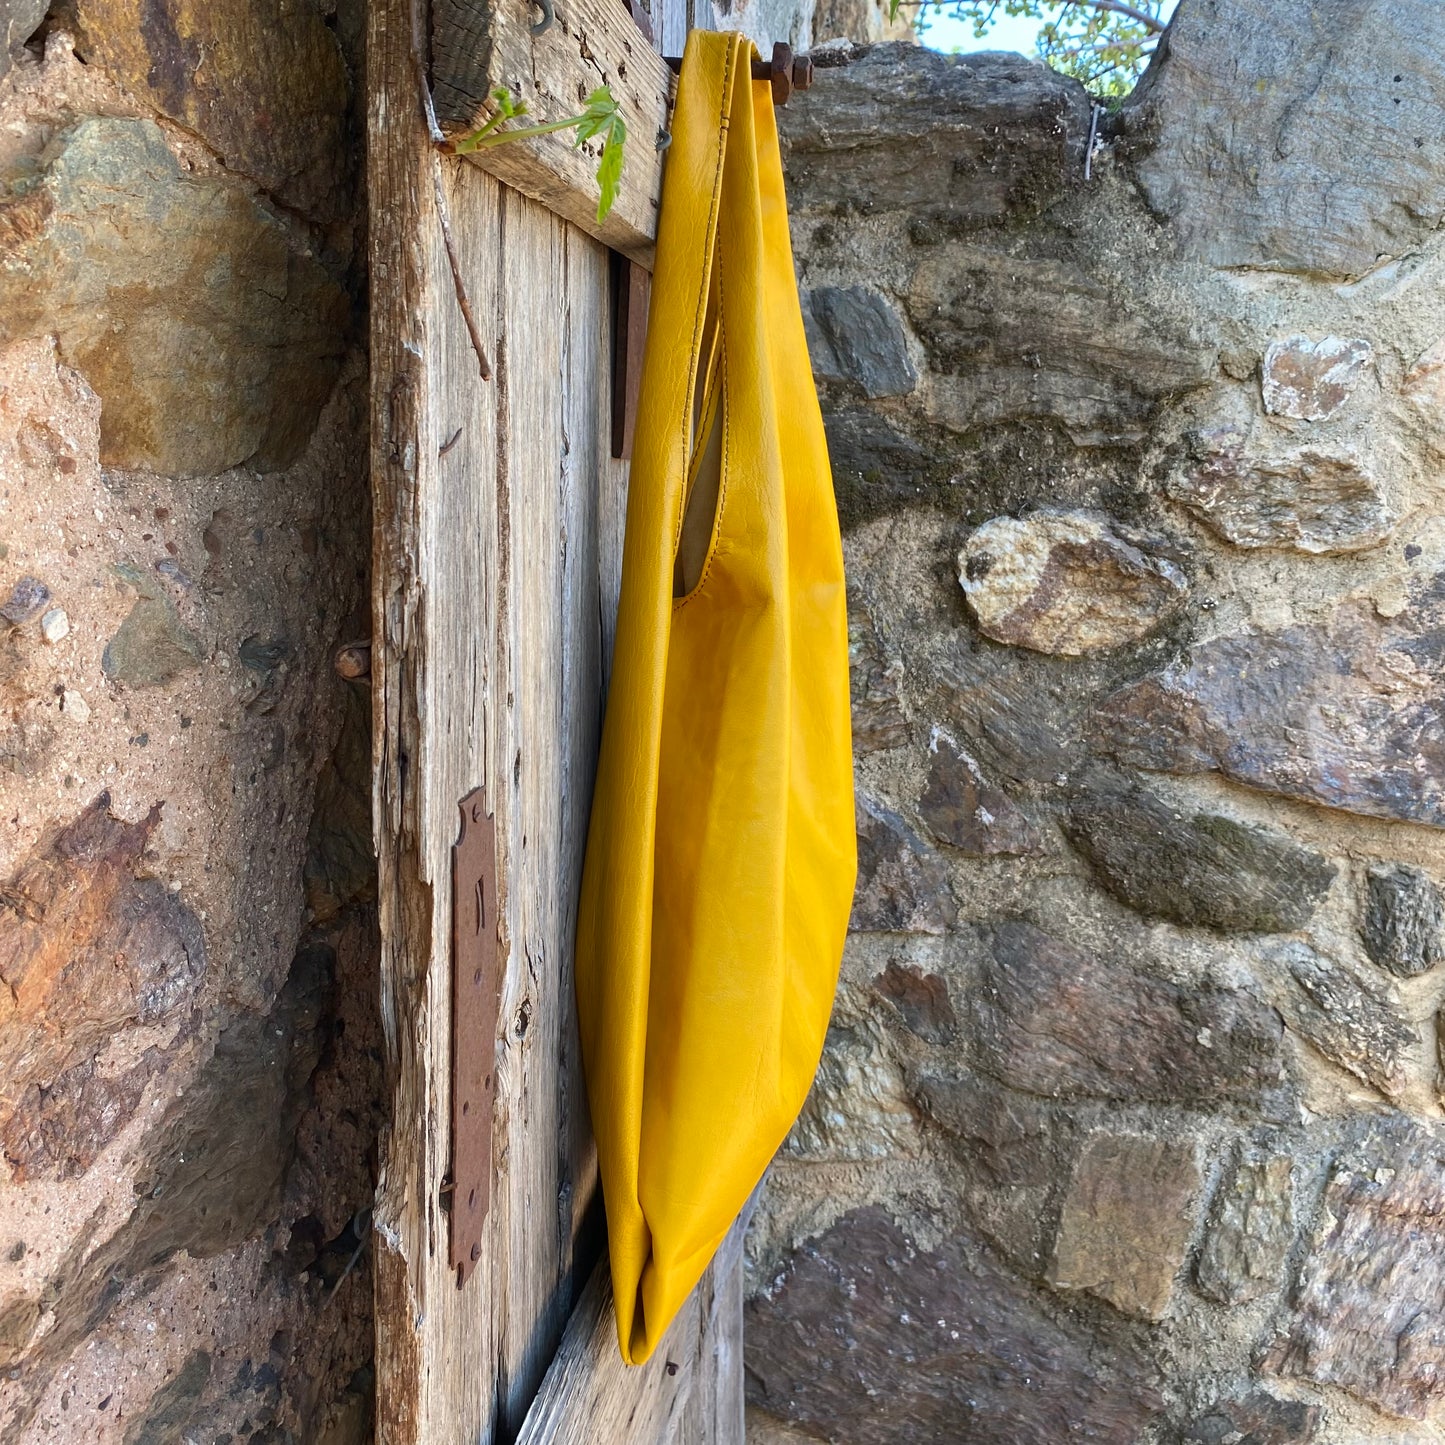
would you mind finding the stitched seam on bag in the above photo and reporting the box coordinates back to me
[673,323,729,613]
[671,37,737,560]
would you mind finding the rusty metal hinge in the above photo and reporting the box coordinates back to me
[448,786,500,1286]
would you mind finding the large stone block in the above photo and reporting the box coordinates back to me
[958,510,1188,655]
[780,46,1090,224]
[1361,863,1445,979]
[745,1208,1163,1444]
[1264,1115,1445,1418]
[1266,940,1414,1101]
[72,0,351,221]
[1164,435,1394,555]
[0,118,348,474]
[1193,1141,1295,1306]
[1261,335,1374,421]
[803,286,917,399]
[970,921,1289,1110]
[911,248,1216,436]
[1128,0,1445,279]
[1064,776,1336,932]
[1049,1132,1203,1320]
[1096,596,1445,827]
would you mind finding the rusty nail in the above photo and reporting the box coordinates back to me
[334,641,372,681]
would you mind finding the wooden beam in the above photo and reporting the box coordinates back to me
[514,1216,747,1444]
[432,0,672,263]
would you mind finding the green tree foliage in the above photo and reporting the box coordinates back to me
[896,0,1172,97]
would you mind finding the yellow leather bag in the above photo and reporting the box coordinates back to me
[575,29,856,1366]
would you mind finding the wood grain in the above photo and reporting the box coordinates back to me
[514,1214,748,1444]
[371,0,743,1434]
[433,0,672,262]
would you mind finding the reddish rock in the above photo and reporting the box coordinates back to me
[1096,599,1445,828]
[1261,335,1373,421]
[745,1208,1163,1444]
[1049,1132,1203,1319]
[0,794,205,1147]
[872,961,957,1043]
[970,921,1289,1111]
[3,1051,160,1182]
[1264,1115,1445,1419]
[918,732,1043,856]
[851,794,956,934]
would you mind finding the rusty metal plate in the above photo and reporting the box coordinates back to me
[449,786,499,1285]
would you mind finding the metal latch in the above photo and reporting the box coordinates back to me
[448,786,500,1285]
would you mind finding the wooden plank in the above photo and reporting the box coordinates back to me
[432,0,672,262]
[514,1216,748,1445]
[369,0,506,1408]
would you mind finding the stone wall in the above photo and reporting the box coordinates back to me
[750,7,1445,1443]
[0,3,379,1441]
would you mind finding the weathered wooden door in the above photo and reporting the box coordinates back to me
[365,0,746,1438]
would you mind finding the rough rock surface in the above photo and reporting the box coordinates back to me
[1098,599,1445,827]
[1165,438,1393,554]
[1268,941,1414,1101]
[1193,1143,1295,1306]
[0,117,348,474]
[911,246,1215,438]
[784,1014,920,1161]
[1265,1116,1445,1418]
[970,921,1289,1110]
[1049,1132,1203,1319]
[71,0,351,221]
[918,731,1042,855]
[0,796,205,1150]
[779,45,1090,225]
[1064,776,1336,932]
[0,0,42,76]
[803,285,917,398]
[745,1208,1164,1444]
[1361,863,1445,979]
[749,14,1445,1443]
[848,602,908,754]
[1129,0,1445,278]
[0,14,374,1435]
[958,510,1188,655]
[1180,1394,1321,1445]
[1261,336,1374,421]
[871,961,957,1043]
[912,1071,1075,1271]
[851,793,956,933]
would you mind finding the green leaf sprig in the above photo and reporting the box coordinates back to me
[454,85,627,222]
